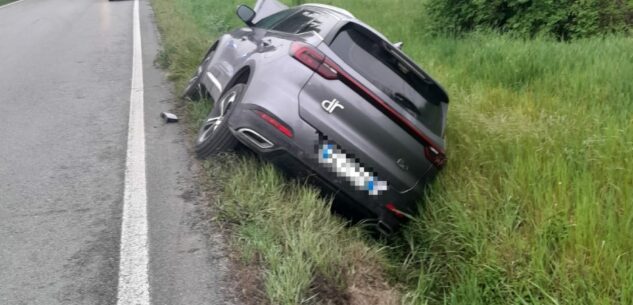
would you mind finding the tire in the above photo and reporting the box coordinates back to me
[182,51,214,101]
[195,84,245,158]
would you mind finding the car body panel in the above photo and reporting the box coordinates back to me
[298,68,434,192]
[200,30,258,100]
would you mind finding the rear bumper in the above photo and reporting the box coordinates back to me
[228,103,436,227]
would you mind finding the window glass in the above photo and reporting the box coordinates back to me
[254,9,297,29]
[330,26,443,133]
[274,9,336,35]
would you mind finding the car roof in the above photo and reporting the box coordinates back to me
[300,3,354,19]
[298,4,392,43]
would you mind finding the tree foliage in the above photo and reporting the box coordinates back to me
[425,0,633,39]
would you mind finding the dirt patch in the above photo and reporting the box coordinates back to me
[309,271,349,305]
[230,254,270,305]
[308,242,402,305]
[345,263,400,305]
[308,258,401,305]
[343,243,401,305]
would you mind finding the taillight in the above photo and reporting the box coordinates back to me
[291,42,339,80]
[385,202,405,219]
[290,42,447,169]
[255,110,293,138]
[425,146,447,169]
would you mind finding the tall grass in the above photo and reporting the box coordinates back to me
[151,0,633,304]
[203,156,398,305]
[398,35,633,305]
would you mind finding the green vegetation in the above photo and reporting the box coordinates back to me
[425,0,633,40]
[0,0,18,6]
[203,155,399,304]
[151,0,633,304]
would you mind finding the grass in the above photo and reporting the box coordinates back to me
[0,0,17,6]
[150,0,633,304]
[203,156,399,304]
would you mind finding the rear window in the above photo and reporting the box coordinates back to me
[329,25,444,134]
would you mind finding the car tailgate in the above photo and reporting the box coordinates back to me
[298,74,433,192]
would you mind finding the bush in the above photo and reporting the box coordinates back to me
[425,0,633,39]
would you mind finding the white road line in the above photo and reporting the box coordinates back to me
[117,0,150,304]
[0,0,27,9]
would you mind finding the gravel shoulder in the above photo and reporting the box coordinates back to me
[140,0,238,303]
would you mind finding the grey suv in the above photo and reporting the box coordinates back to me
[183,0,449,233]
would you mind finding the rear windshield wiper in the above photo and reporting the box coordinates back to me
[370,83,420,118]
[384,44,432,83]
[393,93,420,117]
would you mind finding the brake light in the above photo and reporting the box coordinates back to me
[425,146,447,169]
[255,110,293,138]
[290,42,447,168]
[291,42,339,80]
[385,202,405,219]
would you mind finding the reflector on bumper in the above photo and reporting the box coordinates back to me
[318,143,388,196]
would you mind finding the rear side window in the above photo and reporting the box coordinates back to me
[272,9,337,36]
[254,9,297,29]
[329,25,444,134]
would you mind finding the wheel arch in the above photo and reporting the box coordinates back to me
[224,65,253,94]
[204,40,220,59]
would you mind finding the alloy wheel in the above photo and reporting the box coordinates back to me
[197,90,237,144]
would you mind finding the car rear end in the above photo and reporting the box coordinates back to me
[292,22,448,229]
[230,14,448,232]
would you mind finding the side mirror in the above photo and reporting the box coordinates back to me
[236,5,256,26]
[394,42,404,49]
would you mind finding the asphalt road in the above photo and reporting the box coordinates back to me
[0,0,236,304]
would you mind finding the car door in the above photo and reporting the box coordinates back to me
[253,0,288,23]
